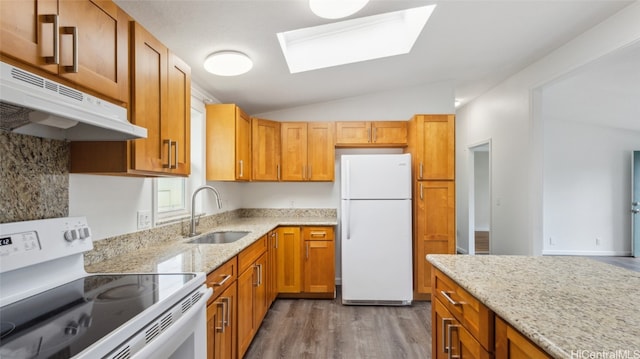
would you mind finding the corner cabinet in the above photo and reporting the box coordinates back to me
[335,121,407,147]
[406,114,455,299]
[0,0,129,104]
[206,104,252,181]
[281,122,335,181]
[69,22,191,176]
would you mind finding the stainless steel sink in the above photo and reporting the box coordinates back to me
[187,231,249,244]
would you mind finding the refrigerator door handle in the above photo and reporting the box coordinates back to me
[345,160,351,240]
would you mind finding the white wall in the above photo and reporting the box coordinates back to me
[456,1,640,255]
[543,120,640,255]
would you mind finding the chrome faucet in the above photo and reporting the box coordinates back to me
[189,185,223,236]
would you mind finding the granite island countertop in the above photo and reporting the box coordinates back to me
[86,216,337,275]
[427,254,640,359]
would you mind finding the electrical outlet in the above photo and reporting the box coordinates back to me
[595,237,601,246]
[289,200,295,208]
[137,210,152,230]
[549,237,555,245]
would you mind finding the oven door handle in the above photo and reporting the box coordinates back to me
[123,286,213,359]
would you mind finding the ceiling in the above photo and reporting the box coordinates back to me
[114,0,634,115]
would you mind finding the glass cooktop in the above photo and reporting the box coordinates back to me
[0,273,195,359]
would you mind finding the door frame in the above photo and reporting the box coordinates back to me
[468,139,492,255]
[633,151,640,257]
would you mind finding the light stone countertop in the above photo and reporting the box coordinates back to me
[85,216,337,275]
[427,254,640,358]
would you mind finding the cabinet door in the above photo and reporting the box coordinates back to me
[276,227,302,293]
[267,230,278,305]
[0,0,59,74]
[165,52,191,175]
[335,121,370,145]
[415,181,455,295]
[281,123,308,181]
[216,282,237,359]
[254,253,268,325]
[303,240,335,294]
[237,267,256,359]
[495,317,551,359]
[129,22,167,173]
[58,0,128,103]
[235,106,252,180]
[307,122,335,181]
[372,121,407,145]
[252,118,281,181]
[207,299,220,359]
[416,115,455,180]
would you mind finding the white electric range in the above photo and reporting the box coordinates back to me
[0,216,212,359]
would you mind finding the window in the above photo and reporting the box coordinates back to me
[157,177,186,213]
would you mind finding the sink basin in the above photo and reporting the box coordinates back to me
[188,231,249,244]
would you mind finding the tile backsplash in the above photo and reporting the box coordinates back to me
[0,131,69,223]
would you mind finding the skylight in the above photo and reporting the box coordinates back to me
[277,5,436,74]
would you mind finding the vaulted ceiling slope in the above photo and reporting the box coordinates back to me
[115,0,633,115]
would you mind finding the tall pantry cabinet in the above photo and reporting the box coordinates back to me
[406,114,456,300]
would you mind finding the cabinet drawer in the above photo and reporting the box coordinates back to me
[433,268,494,351]
[302,227,334,241]
[207,256,237,303]
[238,235,267,273]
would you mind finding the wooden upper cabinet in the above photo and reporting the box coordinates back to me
[408,115,455,180]
[69,21,190,177]
[336,121,407,147]
[206,104,252,181]
[0,0,129,104]
[281,122,335,181]
[165,52,191,175]
[130,22,167,173]
[251,118,281,181]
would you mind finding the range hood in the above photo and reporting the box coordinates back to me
[0,61,147,141]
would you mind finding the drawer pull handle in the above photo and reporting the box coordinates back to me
[442,318,453,353]
[213,274,231,286]
[310,231,326,238]
[215,300,225,333]
[441,291,461,306]
[447,324,460,359]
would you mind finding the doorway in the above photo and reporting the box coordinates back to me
[468,141,492,255]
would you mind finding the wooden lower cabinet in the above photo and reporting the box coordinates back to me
[414,180,455,298]
[206,257,237,359]
[237,237,268,358]
[433,298,490,359]
[276,227,302,293]
[302,227,335,297]
[207,282,237,359]
[495,317,551,359]
[432,269,551,359]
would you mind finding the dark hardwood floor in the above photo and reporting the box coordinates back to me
[590,256,640,272]
[244,290,431,359]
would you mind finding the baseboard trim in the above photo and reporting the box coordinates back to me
[542,250,632,256]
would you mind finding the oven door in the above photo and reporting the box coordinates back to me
[103,285,212,359]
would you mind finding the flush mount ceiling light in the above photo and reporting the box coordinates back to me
[277,5,436,74]
[309,0,369,19]
[204,51,253,76]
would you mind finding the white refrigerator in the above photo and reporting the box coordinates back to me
[340,153,413,305]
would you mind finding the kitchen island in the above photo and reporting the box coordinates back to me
[427,254,640,358]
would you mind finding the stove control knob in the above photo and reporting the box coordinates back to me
[65,321,79,335]
[64,229,79,242]
[78,227,91,239]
